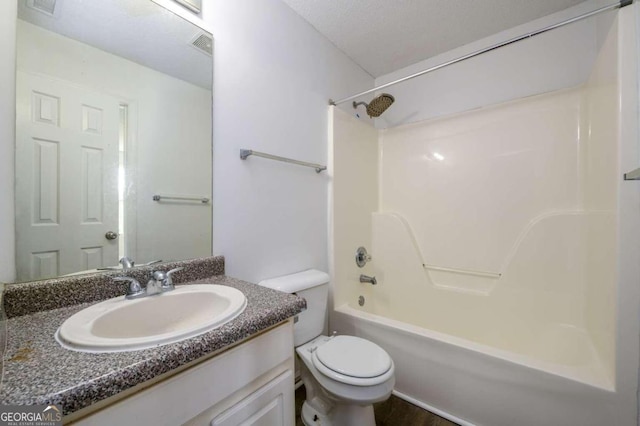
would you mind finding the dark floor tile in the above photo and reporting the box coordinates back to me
[431,417,459,426]
[295,386,306,426]
[377,395,432,426]
[295,385,458,426]
[373,395,394,424]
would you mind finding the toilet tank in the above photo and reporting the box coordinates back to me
[258,270,329,346]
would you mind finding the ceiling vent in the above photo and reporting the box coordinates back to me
[28,0,57,16]
[191,33,213,57]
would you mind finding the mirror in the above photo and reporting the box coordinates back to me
[14,0,213,282]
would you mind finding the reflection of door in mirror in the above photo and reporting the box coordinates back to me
[16,73,121,280]
[15,0,213,282]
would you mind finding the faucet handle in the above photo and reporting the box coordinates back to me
[165,267,184,285]
[355,247,372,268]
[152,270,167,281]
[114,277,144,299]
[152,267,183,290]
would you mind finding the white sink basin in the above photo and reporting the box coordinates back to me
[56,284,247,353]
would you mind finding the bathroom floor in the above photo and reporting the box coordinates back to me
[295,385,459,426]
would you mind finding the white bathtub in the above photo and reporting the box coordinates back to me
[330,303,632,426]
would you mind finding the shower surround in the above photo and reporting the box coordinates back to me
[329,8,640,426]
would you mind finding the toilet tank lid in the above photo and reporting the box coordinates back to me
[257,269,329,293]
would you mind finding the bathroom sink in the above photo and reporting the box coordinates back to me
[56,285,247,353]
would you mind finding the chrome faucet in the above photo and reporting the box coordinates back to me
[98,257,163,271]
[119,256,135,269]
[121,257,163,268]
[359,274,377,285]
[114,267,183,300]
[97,256,135,271]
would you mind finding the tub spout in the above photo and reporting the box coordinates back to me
[360,274,377,285]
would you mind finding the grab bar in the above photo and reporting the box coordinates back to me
[624,168,640,180]
[240,149,327,173]
[152,195,210,204]
[423,263,501,279]
[377,212,504,280]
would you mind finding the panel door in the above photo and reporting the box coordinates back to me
[16,72,120,280]
[211,371,294,426]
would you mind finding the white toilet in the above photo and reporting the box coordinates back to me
[258,269,395,426]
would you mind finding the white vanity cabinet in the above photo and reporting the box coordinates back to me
[72,320,295,426]
[209,370,292,426]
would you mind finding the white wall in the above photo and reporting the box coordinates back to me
[374,86,616,389]
[373,0,613,129]
[582,13,620,386]
[17,21,212,266]
[0,2,16,284]
[329,107,378,309]
[2,0,372,284]
[204,0,373,283]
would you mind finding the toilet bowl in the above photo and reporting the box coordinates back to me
[258,269,395,426]
[297,335,395,425]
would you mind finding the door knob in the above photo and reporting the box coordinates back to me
[105,231,118,240]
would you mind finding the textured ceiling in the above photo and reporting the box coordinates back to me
[281,0,590,77]
[18,0,212,89]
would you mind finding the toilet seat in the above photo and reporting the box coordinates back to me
[311,335,394,386]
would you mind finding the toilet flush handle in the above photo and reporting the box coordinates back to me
[308,333,337,353]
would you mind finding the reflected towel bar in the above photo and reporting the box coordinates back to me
[624,168,640,180]
[240,149,327,173]
[423,263,501,279]
[152,195,210,204]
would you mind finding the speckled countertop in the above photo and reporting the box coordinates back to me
[0,272,306,416]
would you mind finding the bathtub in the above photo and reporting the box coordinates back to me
[330,303,626,426]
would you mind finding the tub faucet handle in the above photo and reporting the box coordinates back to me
[355,247,372,268]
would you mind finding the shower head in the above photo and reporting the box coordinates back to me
[353,93,395,118]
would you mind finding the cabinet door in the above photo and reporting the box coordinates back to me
[211,370,293,426]
[73,322,294,426]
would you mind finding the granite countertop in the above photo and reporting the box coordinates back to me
[0,275,306,416]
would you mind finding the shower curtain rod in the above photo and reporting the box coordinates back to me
[329,0,632,106]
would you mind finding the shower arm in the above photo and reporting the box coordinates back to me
[329,0,631,106]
